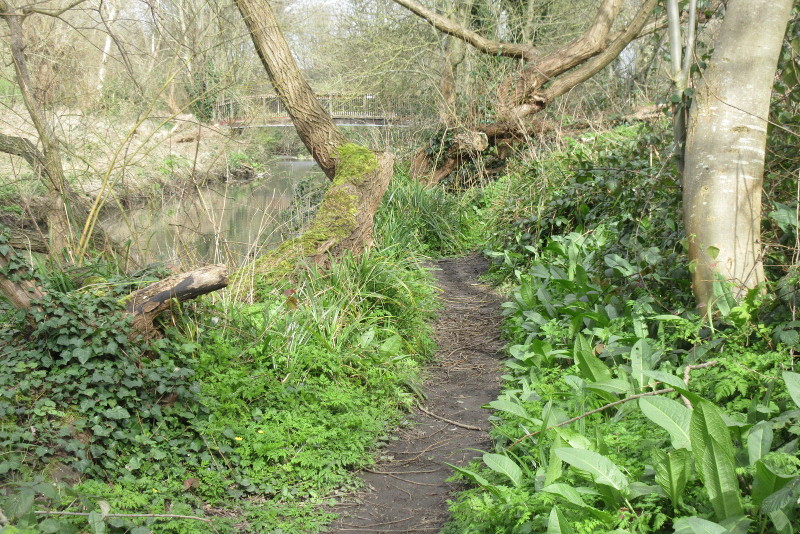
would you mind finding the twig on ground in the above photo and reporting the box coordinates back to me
[416,403,482,430]
[34,511,212,523]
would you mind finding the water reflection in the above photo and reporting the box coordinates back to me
[106,160,323,267]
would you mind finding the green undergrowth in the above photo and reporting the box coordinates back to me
[0,235,438,532]
[375,169,484,256]
[443,124,800,533]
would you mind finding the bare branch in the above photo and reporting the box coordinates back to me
[541,0,659,102]
[21,0,88,18]
[391,0,538,61]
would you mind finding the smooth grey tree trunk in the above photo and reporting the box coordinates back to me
[682,0,793,311]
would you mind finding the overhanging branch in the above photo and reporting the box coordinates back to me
[391,0,538,61]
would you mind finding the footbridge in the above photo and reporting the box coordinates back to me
[214,93,409,128]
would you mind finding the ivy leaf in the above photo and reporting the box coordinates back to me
[73,347,92,364]
[483,453,523,487]
[103,406,130,420]
[554,447,629,495]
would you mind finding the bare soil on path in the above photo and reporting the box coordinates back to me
[326,253,504,534]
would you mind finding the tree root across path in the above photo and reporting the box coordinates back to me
[326,253,504,533]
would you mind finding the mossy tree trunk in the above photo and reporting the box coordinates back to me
[234,0,394,278]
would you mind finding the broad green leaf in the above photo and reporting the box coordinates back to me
[768,509,794,534]
[555,448,630,495]
[88,510,107,534]
[719,516,752,534]
[447,464,501,497]
[643,370,703,405]
[642,369,688,390]
[711,278,736,318]
[573,334,611,383]
[542,483,586,506]
[547,505,576,534]
[485,398,541,424]
[542,484,614,524]
[639,396,692,450]
[783,371,800,409]
[483,453,523,487]
[672,516,727,534]
[585,378,632,396]
[631,339,653,388]
[746,421,773,465]
[544,437,564,486]
[761,476,800,514]
[653,448,691,509]
[378,334,403,357]
[753,461,794,507]
[690,400,743,520]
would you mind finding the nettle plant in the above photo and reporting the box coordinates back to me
[449,229,800,534]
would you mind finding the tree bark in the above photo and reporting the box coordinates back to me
[437,0,473,125]
[0,1,76,253]
[402,0,658,183]
[682,0,793,311]
[0,1,120,259]
[0,245,46,311]
[127,264,228,337]
[235,0,347,180]
[392,0,537,61]
[242,144,393,287]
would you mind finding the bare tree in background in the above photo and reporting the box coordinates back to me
[394,0,659,184]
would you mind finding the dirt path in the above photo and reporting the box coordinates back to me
[326,253,504,534]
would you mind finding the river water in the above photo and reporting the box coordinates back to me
[106,159,324,267]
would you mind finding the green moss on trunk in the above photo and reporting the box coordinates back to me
[235,144,379,290]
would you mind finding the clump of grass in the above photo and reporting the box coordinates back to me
[375,171,483,257]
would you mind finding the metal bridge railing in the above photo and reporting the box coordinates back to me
[214,94,402,123]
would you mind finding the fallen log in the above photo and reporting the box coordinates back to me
[0,237,227,339]
[126,264,228,337]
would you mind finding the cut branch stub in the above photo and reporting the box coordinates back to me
[127,264,228,337]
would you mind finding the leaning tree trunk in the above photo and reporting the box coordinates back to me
[234,0,394,284]
[235,0,347,180]
[682,0,793,311]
